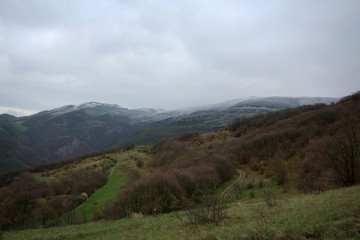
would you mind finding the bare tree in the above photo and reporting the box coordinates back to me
[325,120,359,186]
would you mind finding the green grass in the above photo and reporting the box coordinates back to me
[216,169,242,195]
[59,147,149,224]
[5,184,360,239]
[14,123,29,132]
[32,172,55,182]
[227,171,281,200]
[60,154,128,223]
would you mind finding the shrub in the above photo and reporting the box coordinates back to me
[174,171,197,197]
[247,182,255,189]
[129,170,141,183]
[213,155,236,182]
[113,170,186,215]
[263,189,276,207]
[340,90,360,102]
[136,158,144,168]
[249,191,255,198]
[183,196,226,224]
[175,131,200,142]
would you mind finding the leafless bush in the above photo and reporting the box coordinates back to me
[183,196,227,224]
[175,131,201,142]
[263,189,276,207]
[249,191,255,198]
[136,158,144,168]
[249,205,268,224]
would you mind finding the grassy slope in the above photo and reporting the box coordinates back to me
[60,147,149,223]
[60,153,128,223]
[5,183,360,239]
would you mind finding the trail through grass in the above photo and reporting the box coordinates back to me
[61,147,150,223]
[61,153,127,223]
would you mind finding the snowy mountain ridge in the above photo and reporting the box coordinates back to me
[27,96,338,121]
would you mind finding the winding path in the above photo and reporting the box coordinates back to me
[220,169,245,198]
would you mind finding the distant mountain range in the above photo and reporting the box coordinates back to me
[0,96,337,173]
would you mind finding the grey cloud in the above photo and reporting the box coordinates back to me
[1,0,360,115]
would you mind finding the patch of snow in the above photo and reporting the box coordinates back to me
[48,102,122,117]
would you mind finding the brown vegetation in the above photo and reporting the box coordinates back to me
[227,92,360,191]
[1,92,360,230]
[104,92,360,221]
[0,155,115,230]
[104,138,237,219]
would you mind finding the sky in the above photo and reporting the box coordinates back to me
[1,0,360,116]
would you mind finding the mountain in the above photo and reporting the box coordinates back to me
[0,97,337,173]
[0,93,354,232]
[0,116,39,172]
[18,102,143,163]
[0,114,17,121]
[128,97,337,144]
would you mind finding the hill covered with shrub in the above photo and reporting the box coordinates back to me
[0,97,336,173]
[0,92,358,234]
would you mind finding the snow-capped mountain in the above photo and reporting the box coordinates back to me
[48,102,121,116]
[0,96,338,173]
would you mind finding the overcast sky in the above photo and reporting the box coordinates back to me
[1,0,360,116]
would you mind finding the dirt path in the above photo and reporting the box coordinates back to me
[220,169,245,198]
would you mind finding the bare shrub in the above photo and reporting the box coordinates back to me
[257,177,263,189]
[175,131,201,142]
[263,189,276,207]
[91,205,104,221]
[213,155,236,182]
[128,169,141,182]
[249,205,268,224]
[136,158,144,168]
[183,196,227,224]
[322,119,360,186]
[115,170,186,215]
[249,191,255,198]
[340,90,360,102]
[174,170,197,197]
[247,182,255,189]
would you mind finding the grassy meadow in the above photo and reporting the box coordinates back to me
[4,180,360,240]
[59,147,148,223]
[59,155,126,223]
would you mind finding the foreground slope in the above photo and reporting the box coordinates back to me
[4,183,360,240]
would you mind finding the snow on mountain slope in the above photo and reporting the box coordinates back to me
[21,97,338,126]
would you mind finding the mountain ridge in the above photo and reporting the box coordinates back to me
[0,96,338,173]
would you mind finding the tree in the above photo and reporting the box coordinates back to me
[37,205,57,227]
[324,120,360,186]
[48,196,65,217]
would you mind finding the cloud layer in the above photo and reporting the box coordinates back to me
[1,0,360,116]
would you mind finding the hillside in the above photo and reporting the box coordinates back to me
[0,103,151,172]
[0,118,39,172]
[4,185,360,240]
[0,97,336,173]
[127,97,337,144]
[0,92,358,236]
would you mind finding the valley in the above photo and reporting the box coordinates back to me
[0,96,336,173]
[0,92,359,239]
